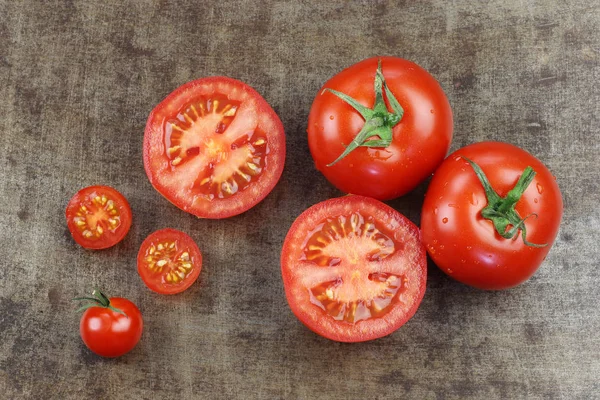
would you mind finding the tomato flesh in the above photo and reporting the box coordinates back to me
[302,212,404,323]
[281,196,427,342]
[144,77,285,218]
[65,186,132,249]
[137,229,202,294]
[164,94,269,200]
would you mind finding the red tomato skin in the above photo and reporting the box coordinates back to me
[281,195,427,342]
[65,185,132,250]
[143,76,286,219]
[137,228,202,295]
[421,142,563,290]
[79,297,143,358]
[308,56,453,200]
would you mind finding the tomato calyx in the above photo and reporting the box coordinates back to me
[325,59,404,166]
[73,289,127,317]
[463,157,547,247]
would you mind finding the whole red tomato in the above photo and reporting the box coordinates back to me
[421,142,563,290]
[76,290,143,357]
[307,56,453,200]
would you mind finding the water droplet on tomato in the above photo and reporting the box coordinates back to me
[447,268,453,274]
[461,259,466,263]
[329,115,335,120]
[454,156,461,162]
[448,203,458,208]
[536,183,544,194]
[442,217,448,224]
[466,246,472,250]
[534,198,539,203]
[430,109,435,114]
[433,239,438,244]
[439,245,445,250]
[470,193,479,206]
[434,207,438,215]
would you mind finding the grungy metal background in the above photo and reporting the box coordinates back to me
[0,1,598,399]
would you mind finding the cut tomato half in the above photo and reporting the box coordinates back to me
[65,185,132,249]
[281,196,427,342]
[137,229,202,295]
[143,76,286,219]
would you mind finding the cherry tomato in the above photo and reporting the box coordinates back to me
[144,76,286,219]
[137,228,202,295]
[76,290,143,358]
[65,185,132,249]
[421,142,563,290]
[281,195,427,342]
[308,56,453,200]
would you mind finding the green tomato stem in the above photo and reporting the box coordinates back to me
[463,157,547,248]
[325,59,404,166]
[73,289,127,317]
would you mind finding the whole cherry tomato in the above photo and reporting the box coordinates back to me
[75,290,143,357]
[307,56,453,200]
[421,142,563,290]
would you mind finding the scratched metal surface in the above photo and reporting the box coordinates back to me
[1,1,599,399]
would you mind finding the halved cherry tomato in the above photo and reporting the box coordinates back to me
[76,289,143,358]
[421,142,563,290]
[65,185,132,249]
[308,56,453,200]
[281,195,427,342]
[143,76,286,219]
[137,228,202,294]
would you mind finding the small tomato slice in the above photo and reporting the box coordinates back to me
[143,76,286,219]
[137,229,202,294]
[281,196,427,342]
[65,185,132,249]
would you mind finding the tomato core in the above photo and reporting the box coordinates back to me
[162,95,269,200]
[72,193,122,240]
[141,238,196,285]
[300,212,407,324]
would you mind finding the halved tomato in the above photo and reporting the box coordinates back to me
[143,76,286,219]
[281,196,427,342]
[65,185,132,249]
[137,228,202,294]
